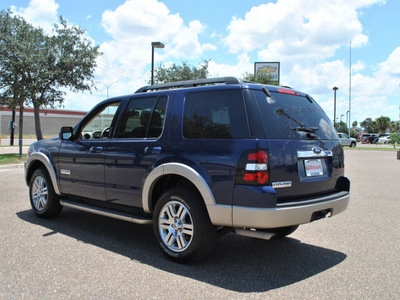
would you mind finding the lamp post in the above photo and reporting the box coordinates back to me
[348,41,352,136]
[346,110,349,131]
[102,81,118,99]
[333,86,338,127]
[340,114,344,123]
[151,42,164,85]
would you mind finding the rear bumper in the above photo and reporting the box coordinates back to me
[232,191,350,229]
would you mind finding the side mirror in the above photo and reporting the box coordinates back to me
[59,126,73,140]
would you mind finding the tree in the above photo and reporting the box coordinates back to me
[389,121,399,133]
[336,121,349,134]
[360,118,377,133]
[0,10,101,140]
[375,116,390,134]
[243,72,279,85]
[152,60,209,84]
[388,132,400,149]
[0,10,34,156]
[350,129,357,139]
[352,120,358,127]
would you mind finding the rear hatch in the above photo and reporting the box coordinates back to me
[253,87,346,204]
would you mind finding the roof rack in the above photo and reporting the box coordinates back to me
[135,77,242,93]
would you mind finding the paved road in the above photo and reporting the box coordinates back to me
[0,150,399,299]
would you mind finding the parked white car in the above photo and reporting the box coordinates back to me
[378,136,391,144]
[337,133,357,147]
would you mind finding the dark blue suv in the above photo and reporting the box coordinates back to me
[25,77,350,262]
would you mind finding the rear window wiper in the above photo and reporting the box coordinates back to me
[276,109,319,138]
[291,126,319,133]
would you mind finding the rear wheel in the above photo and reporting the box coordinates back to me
[153,188,216,263]
[29,168,62,218]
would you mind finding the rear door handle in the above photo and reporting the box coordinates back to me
[144,146,162,155]
[90,146,103,153]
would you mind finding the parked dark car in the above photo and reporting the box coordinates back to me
[25,77,350,262]
[361,134,379,144]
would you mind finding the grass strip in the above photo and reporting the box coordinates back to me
[0,154,27,165]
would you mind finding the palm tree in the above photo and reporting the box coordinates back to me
[375,116,390,134]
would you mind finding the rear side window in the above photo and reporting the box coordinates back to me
[183,90,249,139]
[253,90,337,140]
[116,96,167,139]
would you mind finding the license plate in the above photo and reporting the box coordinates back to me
[304,159,323,177]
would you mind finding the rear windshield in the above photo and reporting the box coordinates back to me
[253,90,337,140]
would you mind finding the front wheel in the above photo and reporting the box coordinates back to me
[29,168,62,218]
[350,142,356,147]
[153,188,216,263]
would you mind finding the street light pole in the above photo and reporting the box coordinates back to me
[333,86,338,127]
[102,81,118,99]
[151,42,164,85]
[349,41,352,136]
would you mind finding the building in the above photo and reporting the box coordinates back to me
[0,106,87,142]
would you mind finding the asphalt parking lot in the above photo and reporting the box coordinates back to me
[0,149,399,299]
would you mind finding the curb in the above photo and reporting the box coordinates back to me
[0,163,24,170]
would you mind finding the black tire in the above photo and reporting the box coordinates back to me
[267,225,299,238]
[153,188,216,263]
[350,142,356,147]
[29,168,62,218]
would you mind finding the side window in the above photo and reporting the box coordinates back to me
[183,90,249,139]
[81,101,120,139]
[116,96,167,139]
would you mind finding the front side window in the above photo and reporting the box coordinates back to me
[81,101,120,139]
[116,96,167,139]
[183,90,249,139]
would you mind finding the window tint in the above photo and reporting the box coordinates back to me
[253,90,337,140]
[81,101,120,139]
[116,96,167,139]
[183,90,249,139]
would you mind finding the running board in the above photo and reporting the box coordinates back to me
[60,199,152,225]
[234,228,276,240]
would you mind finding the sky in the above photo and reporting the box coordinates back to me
[2,0,400,124]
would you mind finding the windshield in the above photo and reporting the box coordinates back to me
[253,90,338,140]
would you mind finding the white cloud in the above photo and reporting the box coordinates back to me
[65,0,213,110]
[286,47,400,123]
[202,43,217,51]
[377,46,400,78]
[219,0,398,123]
[208,53,253,78]
[223,0,384,60]
[100,0,208,75]
[11,0,59,33]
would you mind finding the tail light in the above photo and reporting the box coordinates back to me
[235,150,269,185]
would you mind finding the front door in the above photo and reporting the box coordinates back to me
[58,101,121,200]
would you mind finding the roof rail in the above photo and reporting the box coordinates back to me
[135,77,242,93]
